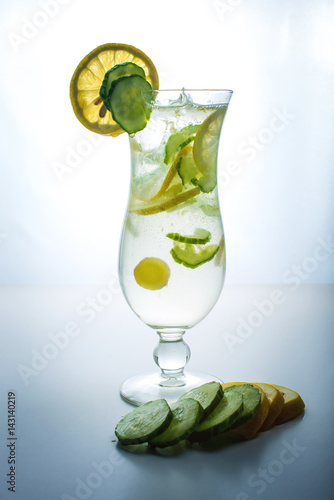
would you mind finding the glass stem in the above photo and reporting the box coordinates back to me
[153,329,191,387]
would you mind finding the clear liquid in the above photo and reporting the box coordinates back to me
[119,98,226,329]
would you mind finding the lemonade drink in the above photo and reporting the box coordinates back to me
[119,90,230,329]
[69,44,233,402]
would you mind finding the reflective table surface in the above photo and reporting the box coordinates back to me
[0,284,333,500]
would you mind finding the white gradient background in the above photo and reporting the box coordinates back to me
[0,0,333,286]
[0,1,334,500]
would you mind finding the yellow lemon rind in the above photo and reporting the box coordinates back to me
[70,43,159,136]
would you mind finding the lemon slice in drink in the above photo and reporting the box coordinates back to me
[192,107,227,192]
[131,186,200,215]
[70,43,159,136]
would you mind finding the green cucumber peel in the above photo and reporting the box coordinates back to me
[149,399,203,448]
[99,62,146,111]
[115,399,172,445]
[108,74,154,134]
[170,243,220,269]
[189,390,244,442]
[224,384,262,428]
[164,124,200,165]
[179,381,224,419]
[166,228,211,245]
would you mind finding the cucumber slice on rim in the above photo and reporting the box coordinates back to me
[115,399,172,445]
[166,228,211,245]
[164,124,200,165]
[179,381,223,419]
[108,74,154,134]
[189,390,244,442]
[224,384,262,428]
[149,399,203,448]
[100,62,146,111]
[171,243,220,269]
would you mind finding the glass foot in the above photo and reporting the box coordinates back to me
[120,371,223,406]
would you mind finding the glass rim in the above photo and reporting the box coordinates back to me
[151,88,233,107]
[152,88,233,94]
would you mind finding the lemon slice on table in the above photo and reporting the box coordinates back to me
[272,384,305,425]
[70,43,159,136]
[254,383,285,431]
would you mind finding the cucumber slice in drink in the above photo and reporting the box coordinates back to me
[191,173,217,193]
[189,390,244,442]
[99,62,146,111]
[224,384,262,428]
[149,399,203,448]
[171,243,220,269]
[115,399,172,445]
[177,154,198,186]
[179,381,223,419]
[108,74,153,134]
[164,124,200,165]
[166,228,211,245]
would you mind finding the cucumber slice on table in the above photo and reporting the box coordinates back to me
[166,228,211,245]
[224,384,262,428]
[149,398,203,448]
[189,390,244,442]
[179,381,223,419]
[171,243,220,269]
[100,62,146,110]
[115,399,172,445]
[164,124,200,165]
[108,74,153,134]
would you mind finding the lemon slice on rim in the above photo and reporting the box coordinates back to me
[70,43,159,136]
